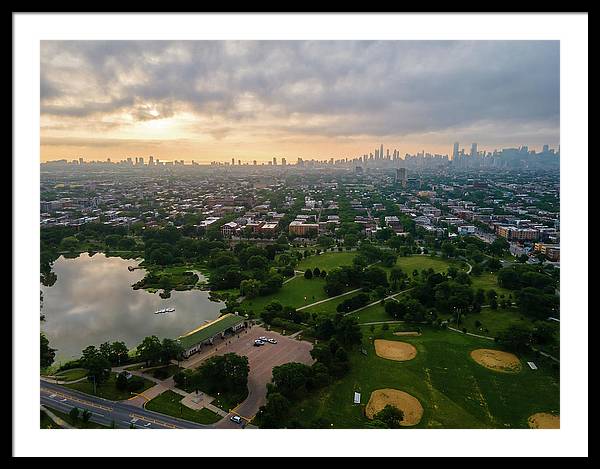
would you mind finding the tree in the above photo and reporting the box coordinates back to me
[81,409,92,423]
[240,279,261,298]
[161,338,184,364]
[374,404,404,428]
[390,266,405,289]
[40,333,56,369]
[496,324,532,353]
[271,362,312,400]
[304,269,313,279]
[258,392,290,428]
[69,406,80,423]
[137,335,163,366]
[80,346,111,388]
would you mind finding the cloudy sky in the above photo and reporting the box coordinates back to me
[40,40,559,163]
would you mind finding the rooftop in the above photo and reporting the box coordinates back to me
[177,313,245,350]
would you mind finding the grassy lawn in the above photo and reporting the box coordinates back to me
[138,364,182,379]
[54,368,88,382]
[242,277,328,313]
[351,303,392,324]
[297,251,357,272]
[40,409,63,429]
[44,408,110,429]
[470,272,513,300]
[395,255,463,274]
[145,390,222,425]
[285,325,559,429]
[65,372,155,401]
[455,308,533,337]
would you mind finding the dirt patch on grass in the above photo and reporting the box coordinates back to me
[366,388,424,426]
[470,348,522,373]
[528,412,560,429]
[393,331,421,337]
[374,339,417,361]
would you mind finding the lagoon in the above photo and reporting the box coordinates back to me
[40,253,224,362]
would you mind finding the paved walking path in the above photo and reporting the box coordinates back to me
[344,287,415,316]
[41,375,88,385]
[358,320,405,326]
[297,288,362,311]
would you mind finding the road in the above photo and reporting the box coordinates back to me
[40,380,211,429]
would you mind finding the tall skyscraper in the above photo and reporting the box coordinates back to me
[453,142,460,161]
[149,155,154,166]
[380,144,384,160]
[281,158,287,166]
[470,143,478,158]
[273,157,277,166]
[232,157,235,165]
[139,157,144,165]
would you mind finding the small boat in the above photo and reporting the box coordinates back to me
[154,307,175,314]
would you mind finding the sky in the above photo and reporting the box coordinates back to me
[40,40,560,163]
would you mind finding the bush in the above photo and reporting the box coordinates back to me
[127,376,146,392]
[153,368,169,380]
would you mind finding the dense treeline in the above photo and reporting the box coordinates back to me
[256,315,362,428]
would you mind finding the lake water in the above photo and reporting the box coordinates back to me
[40,253,225,362]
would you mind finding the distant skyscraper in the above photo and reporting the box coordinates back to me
[79,157,83,164]
[149,155,154,165]
[543,144,549,153]
[232,158,235,165]
[380,144,384,160]
[470,143,478,158]
[273,157,277,165]
[253,160,257,165]
[453,142,460,161]
[139,157,144,165]
[238,159,241,166]
[281,158,287,166]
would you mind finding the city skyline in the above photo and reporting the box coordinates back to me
[40,40,560,163]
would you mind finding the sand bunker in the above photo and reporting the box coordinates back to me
[366,389,423,426]
[470,348,522,373]
[393,331,421,337]
[374,339,417,361]
[528,413,560,429]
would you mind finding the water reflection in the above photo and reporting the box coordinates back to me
[40,253,224,361]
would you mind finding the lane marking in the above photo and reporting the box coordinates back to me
[129,413,178,429]
[41,387,113,412]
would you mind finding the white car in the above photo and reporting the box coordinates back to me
[230,415,242,424]
[267,338,277,344]
[254,339,265,346]
[258,336,268,341]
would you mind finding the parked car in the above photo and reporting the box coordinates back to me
[254,339,265,346]
[230,415,242,424]
[267,338,277,344]
[258,336,268,341]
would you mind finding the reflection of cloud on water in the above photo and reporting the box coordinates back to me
[41,254,225,359]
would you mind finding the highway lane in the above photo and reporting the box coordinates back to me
[40,380,212,429]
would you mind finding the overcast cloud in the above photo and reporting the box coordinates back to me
[40,40,559,159]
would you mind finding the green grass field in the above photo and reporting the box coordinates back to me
[296,251,357,272]
[395,255,464,274]
[456,308,532,337]
[470,272,513,300]
[242,277,329,313]
[145,390,222,425]
[40,409,63,429]
[284,325,559,429]
[54,368,88,382]
[65,372,155,401]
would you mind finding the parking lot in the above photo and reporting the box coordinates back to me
[181,325,314,428]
